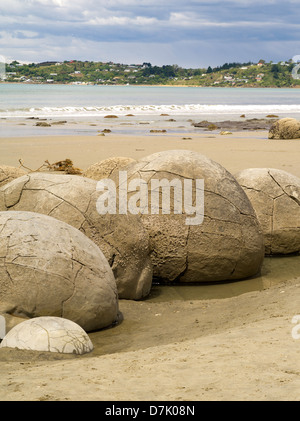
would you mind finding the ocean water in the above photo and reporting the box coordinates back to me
[1,83,300,118]
[0,84,299,137]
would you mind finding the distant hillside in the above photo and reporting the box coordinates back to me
[2,59,300,87]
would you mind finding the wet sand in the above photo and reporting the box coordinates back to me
[0,120,300,401]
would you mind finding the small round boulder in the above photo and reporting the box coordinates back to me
[268,118,300,139]
[0,211,119,331]
[83,157,136,180]
[0,317,94,354]
[235,168,300,255]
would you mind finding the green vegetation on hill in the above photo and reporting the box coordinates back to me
[2,59,300,87]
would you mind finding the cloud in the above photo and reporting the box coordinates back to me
[0,0,299,66]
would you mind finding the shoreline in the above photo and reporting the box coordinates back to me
[2,81,300,89]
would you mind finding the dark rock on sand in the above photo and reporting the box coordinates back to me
[35,122,51,127]
[268,118,300,139]
[51,121,67,125]
[193,118,278,131]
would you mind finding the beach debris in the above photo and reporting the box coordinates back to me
[150,129,167,133]
[266,114,279,118]
[83,156,136,180]
[235,168,300,255]
[47,159,82,174]
[268,117,300,139]
[35,121,51,127]
[0,317,94,355]
[123,150,264,284]
[0,173,152,300]
[101,129,111,133]
[18,158,82,175]
[206,124,218,131]
[160,113,169,116]
[220,131,232,135]
[0,165,26,188]
[0,211,119,332]
[104,115,118,118]
[125,114,135,117]
[240,114,246,118]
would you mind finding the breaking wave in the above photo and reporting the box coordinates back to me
[1,103,300,118]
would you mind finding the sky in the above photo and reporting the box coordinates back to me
[0,0,300,68]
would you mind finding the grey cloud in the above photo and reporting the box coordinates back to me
[1,0,299,66]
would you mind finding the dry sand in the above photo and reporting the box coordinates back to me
[1,130,300,177]
[0,127,300,401]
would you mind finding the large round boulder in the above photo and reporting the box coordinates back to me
[0,211,119,332]
[0,316,94,354]
[0,165,26,188]
[268,118,300,139]
[113,150,264,283]
[0,173,152,300]
[83,157,136,180]
[235,168,300,255]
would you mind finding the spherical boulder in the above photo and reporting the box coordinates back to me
[0,165,26,188]
[115,150,264,283]
[0,172,152,300]
[268,118,300,139]
[83,157,136,180]
[235,168,300,255]
[0,317,94,354]
[0,211,119,332]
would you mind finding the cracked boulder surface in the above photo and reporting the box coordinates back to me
[0,316,94,354]
[268,118,300,139]
[0,165,26,188]
[83,157,136,181]
[235,168,300,255]
[0,211,119,332]
[0,172,153,300]
[113,150,265,283]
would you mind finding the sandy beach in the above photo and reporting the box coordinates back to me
[1,128,300,178]
[0,121,300,401]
